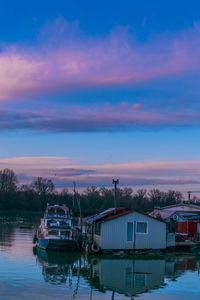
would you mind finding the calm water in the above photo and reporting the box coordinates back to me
[0,214,200,299]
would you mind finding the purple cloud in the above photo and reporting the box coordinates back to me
[1,17,200,101]
[1,157,200,189]
[1,103,200,133]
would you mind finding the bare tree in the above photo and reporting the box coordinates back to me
[0,168,17,193]
[31,177,55,195]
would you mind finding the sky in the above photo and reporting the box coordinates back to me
[1,0,200,194]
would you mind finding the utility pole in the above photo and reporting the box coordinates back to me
[73,182,76,210]
[73,181,82,230]
[112,179,119,214]
[188,191,191,204]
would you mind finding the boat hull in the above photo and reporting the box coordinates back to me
[37,238,78,251]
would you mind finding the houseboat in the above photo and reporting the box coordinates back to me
[149,204,200,239]
[34,204,79,251]
[85,207,167,252]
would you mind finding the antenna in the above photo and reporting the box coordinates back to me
[112,179,119,214]
[188,191,191,204]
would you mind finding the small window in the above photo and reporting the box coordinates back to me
[127,222,133,241]
[60,230,70,237]
[136,222,147,234]
[95,223,101,235]
[48,229,58,236]
[134,274,146,288]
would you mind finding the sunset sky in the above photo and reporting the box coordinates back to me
[1,0,200,193]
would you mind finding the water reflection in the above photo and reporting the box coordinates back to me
[36,248,81,285]
[35,248,200,298]
[0,212,40,255]
[87,258,166,297]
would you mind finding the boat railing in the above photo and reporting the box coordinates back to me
[44,213,70,219]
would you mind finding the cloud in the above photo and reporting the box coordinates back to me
[1,17,200,101]
[0,156,74,168]
[46,176,199,188]
[1,103,200,133]
[1,157,200,189]
[36,168,96,177]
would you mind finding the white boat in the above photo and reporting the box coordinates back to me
[35,204,79,251]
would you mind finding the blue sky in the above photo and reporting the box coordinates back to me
[1,0,200,192]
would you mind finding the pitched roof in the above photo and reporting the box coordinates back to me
[93,207,166,224]
[97,209,134,223]
[149,203,200,220]
[159,203,200,211]
[85,207,128,223]
[149,210,173,220]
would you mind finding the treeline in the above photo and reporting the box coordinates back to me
[0,168,197,214]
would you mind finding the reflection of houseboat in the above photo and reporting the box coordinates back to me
[85,255,199,298]
[35,205,79,251]
[85,257,166,297]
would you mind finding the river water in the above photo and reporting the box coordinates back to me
[0,213,200,300]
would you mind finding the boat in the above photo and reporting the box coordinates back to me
[34,204,79,251]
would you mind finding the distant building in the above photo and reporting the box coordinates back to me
[85,207,166,250]
[149,203,200,237]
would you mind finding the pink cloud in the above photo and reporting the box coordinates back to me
[1,18,200,101]
[1,156,200,188]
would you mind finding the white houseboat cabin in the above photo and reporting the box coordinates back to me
[86,208,166,250]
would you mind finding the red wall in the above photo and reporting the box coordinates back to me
[177,221,197,237]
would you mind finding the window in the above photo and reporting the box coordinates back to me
[95,223,101,235]
[48,229,58,236]
[127,222,133,241]
[134,274,146,288]
[136,222,147,234]
[60,230,70,237]
[125,267,132,287]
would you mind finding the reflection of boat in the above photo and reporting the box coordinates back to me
[35,205,79,251]
[36,247,81,285]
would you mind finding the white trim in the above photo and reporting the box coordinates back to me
[136,221,148,234]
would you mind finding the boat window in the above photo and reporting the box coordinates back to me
[48,230,58,236]
[48,208,55,215]
[60,230,70,236]
[59,220,70,227]
[47,220,60,227]
[56,208,65,216]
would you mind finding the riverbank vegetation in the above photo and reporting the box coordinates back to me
[0,168,197,214]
